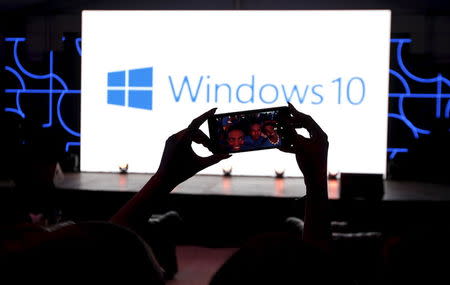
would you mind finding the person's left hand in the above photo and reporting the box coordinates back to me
[155,108,231,188]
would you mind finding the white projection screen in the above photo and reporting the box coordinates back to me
[81,10,391,177]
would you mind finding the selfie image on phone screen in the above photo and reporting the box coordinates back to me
[209,107,287,153]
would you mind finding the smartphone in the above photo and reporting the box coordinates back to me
[208,106,289,153]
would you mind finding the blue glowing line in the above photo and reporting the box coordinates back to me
[75,38,82,56]
[9,39,71,129]
[392,38,450,127]
[389,69,411,94]
[397,41,446,84]
[442,77,450,87]
[52,73,69,90]
[389,66,433,138]
[388,69,428,137]
[5,37,25,42]
[5,66,27,117]
[5,89,80,94]
[65,142,80,152]
[388,113,431,138]
[445,101,450,119]
[437,74,442,118]
[5,66,26,89]
[387,148,409,159]
[390,39,412,43]
[389,93,450,98]
[4,37,81,140]
[43,50,54,128]
[389,69,411,118]
[10,39,70,90]
[15,92,25,117]
[13,91,25,118]
[13,40,50,80]
[4,108,25,118]
[57,91,80,137]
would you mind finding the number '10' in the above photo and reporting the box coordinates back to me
[332,77,365,105]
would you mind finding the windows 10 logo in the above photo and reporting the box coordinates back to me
[107,67,153,110]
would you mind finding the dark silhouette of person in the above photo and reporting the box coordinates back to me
[1,104,339,284]
[0,113,63,226]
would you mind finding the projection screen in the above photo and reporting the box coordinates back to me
[81,10,391,177]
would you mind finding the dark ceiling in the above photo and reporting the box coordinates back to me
[1,0,450,15]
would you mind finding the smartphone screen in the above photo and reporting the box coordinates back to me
[208,106,288,153]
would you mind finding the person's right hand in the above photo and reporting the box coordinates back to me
[155,108,231,189]
[279,103,329,185]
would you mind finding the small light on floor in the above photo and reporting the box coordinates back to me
[328,170,338,180]
[119,163,129,174]
[222,165,232,177]
[275,168,285,178]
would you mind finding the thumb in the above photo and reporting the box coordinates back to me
[201,153,232,169]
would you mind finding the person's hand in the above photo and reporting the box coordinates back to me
[155,108,231,188]
[279,103,328,186]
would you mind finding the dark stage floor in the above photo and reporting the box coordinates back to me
[55,172,450,201]
[50,172,450,246]
[3,172,447,246]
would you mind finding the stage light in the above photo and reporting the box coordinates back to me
[328,170,339,180]
[119,163,128,174]
[222,164,232,177]
[275,167,285,178]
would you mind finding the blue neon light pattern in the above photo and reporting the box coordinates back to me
[3,37,81,152]
[75,38,82,56]
[388,38,450,159]
[65,142,81,152]
[387,148,409,159]
[107,67,153,110]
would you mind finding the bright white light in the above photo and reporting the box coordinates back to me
[81,10,391,177]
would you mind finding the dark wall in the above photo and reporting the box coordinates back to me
[0,0,449,181]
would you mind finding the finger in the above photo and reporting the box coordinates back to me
[280,124,299,150]
[296,133,310,146]
[287,102,299,118]
[278,130,309,153]
[285,117,303,129]
[166,129,187,144]
[200,153,232,169]
[287,104,326,140]
[282,123,300,141]
[278,144,296,154]
[188,108,217,130]
[288,103,313,126]
[191,129,214,151]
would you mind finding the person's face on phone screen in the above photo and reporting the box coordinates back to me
[264,124,277,139]
[227,129,245,151]
[249,123,262,141]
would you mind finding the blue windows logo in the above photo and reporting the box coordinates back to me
[107,67,153,110]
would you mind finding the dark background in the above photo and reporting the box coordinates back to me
[0,0,449,182]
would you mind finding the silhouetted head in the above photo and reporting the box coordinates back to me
[210,233,349,285]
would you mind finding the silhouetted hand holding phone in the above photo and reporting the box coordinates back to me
[279,103,331,251]
[156,108,231,189]
[279,103,328,187]
[111,108,230,230]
